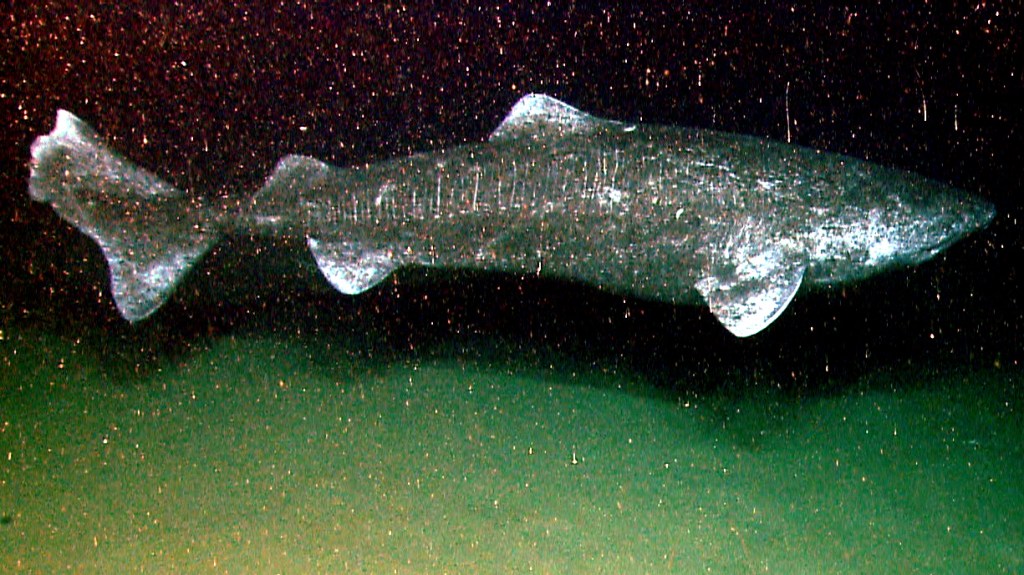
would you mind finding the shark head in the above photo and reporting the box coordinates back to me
[693,150,995,338]
[805,163,995,285]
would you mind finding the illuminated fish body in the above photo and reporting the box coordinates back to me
[28,94,994,336]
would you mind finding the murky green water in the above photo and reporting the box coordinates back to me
[1,326,1021,573]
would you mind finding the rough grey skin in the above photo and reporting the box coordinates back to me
[28,94,994,336]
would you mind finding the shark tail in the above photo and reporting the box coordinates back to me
[28,110,220,321]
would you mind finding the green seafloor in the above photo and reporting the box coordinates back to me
[0,312,1021,574]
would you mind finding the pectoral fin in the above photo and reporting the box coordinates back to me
[696,245,807,337]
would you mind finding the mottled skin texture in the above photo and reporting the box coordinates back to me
[29,95,993,336]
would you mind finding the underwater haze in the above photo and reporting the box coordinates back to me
[2,2,1022,573]
[1,328,1022,573]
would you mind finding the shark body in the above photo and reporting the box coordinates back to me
[28,94,994,336]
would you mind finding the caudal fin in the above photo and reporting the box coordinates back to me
[28,110,220,321]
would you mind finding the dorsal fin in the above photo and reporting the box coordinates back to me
[489,94,629,142]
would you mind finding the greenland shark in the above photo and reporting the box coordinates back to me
[28,94,993,336]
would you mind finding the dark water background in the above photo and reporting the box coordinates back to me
[1,3,1021,572]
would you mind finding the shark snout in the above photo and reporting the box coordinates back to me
[915,189,995,258]
[962,195,996,232]
[934,190,995,240]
